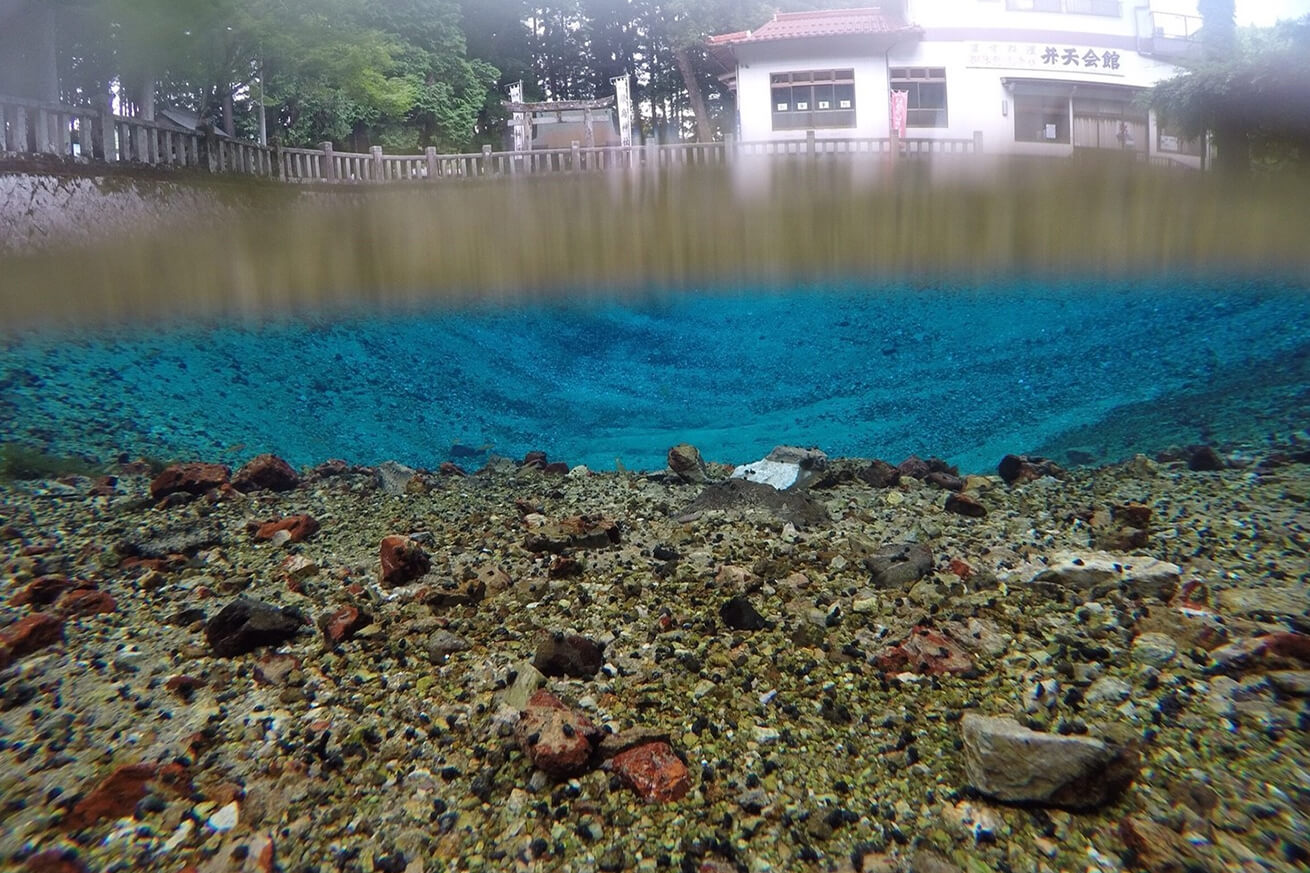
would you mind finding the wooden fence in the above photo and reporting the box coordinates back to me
[2,93,984,184]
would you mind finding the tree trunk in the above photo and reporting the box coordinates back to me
[673,46,712,143]
[222,91,235,138]
[1211,123,1249,176]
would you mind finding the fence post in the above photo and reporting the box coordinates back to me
[370,145,384,181]
[481,144,493,176]
[645,139,658,172]
[806,129,816,162]
[425,145,438,180]
[973,130,984,153]
[320,142,335,182]
[13,107,28,155]
[724,133,736,165]
[571,140,581,171]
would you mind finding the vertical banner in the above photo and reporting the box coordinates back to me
[889,90,908,139]
[611,74,633,148]
[508,81,527,152]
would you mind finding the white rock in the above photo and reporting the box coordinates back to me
[206,801,239,833]
[1131,632,1179,667]
[1085,676,1132,704]
[731,459,806,490]
[1026,552,1181,599]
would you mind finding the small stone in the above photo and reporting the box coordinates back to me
[720,596,767,631]
[961,714,1138,809]
[149,462,231,500]
[1185,445,1225,472]
[1085,676,1132,704]
[1132,632,1179,667]
[232,454,300,492]
[254,515,320,543]
[1118,815,1215,872]
[533,632,604,679]
[608,741,690,803]
[523,515,621,553]
[205,597,306,657]
[318,605,370,645]
[500,662,546,710]
[379,536,431,586]
[375,461,419,495]
[515,689,600,778]
[55,588,117,618]
[64,763,158,830]
[874,626,975,676]
[206,801,240,832]
[425,630,472,662]
[863,543,933,589]
[997,454,1063,484]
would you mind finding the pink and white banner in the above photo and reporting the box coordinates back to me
[890,90,908,139]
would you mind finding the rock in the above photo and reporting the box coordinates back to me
[997,454,1063,485]
[1207,632,1310,676]
[1085,677,1132,704]
[523,515,621,553]
[1131,632,1179,667]
[64,763,158,830]
[874,626,975,676]
[425,630,472,662]
[375,461,418,495]
[0,612,64,667]
[597,727,674,760]
[667,444,709,483]
[926,471,964,491]
[232,454,300,492]
[533,632,604,679]
[1216,585,1308,620]
[1266,670,1310,696]
[857,459,901,488]
[418,576,486,609]
[515,690,601,778]
[730,446,828,490]
[318,606,370,645]
[206,801,240,832]
[714,565,760,590]
[944,493,987,518]
[23,849,89,873]
[1185,445,1225,472]
[205,597,306,657]
[55,588,117,618]
[607,741,690,803]
[1027,552,1181,601]
[149,462,231,500]
[1118,815,1215,873]
[120,524,223,559]
[680,478,830,528]
[1112,502,1152,529]
[254,515,319,543]
[500,662,547,711]
[863,543,933,589]
[378,535,431,586]
[10,575,77,607]
[720,596,767,631]
[960,714,1138,809]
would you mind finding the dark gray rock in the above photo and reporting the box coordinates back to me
[205,597,306,657]
[533,632,604,679]
[863,543,933,589]
[720,596,767,631]
[961,714,1138,809]
[679,479,830,528]
[119,524,224,559]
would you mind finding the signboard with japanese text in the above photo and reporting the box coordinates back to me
[509,81,527,151]
[612,75,633,148]
[965,42,1126,76]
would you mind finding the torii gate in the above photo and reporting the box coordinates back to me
[502,96,615,152]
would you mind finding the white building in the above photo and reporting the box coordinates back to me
[708,1,1205,166]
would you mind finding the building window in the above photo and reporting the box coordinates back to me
[1005,0,1121,15]
[1015,95,1070,143]
[771,70,856,130]
[889,68,948,128]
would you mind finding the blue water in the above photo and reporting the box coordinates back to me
[2,281,1308,473]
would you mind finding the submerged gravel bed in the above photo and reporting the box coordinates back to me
[1,447,1308,873]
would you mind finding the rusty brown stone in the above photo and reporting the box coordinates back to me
[609,741,691,803]
[378,535,431,586]
[149,462,231,500]
[64,764,158,830]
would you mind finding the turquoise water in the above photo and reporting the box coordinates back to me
[2,281,1308,473]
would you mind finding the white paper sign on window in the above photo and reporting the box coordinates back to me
[839,99,852,108]
[1044,123,1058,139]
[777,102,788,111]
[797,102,809,110]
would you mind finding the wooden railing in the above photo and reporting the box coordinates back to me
[3,94,986,184]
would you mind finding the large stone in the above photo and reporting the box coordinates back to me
[961,714,1138,809]
[730,445,828,491]
[523,515,621,553]
[874,626,975,676]
[667,443,709,483]
[149,463,231,500]
[232,454,300,492]
[375,461,419,495]
[0,612,65,668]
[379,535,431,586]
[863,543,933,589]
[515,690,601,778]
[1027,552,1181,601]
[1216,585,1308,620]
[533,632,604,679]
[680,479,830,529]
[254,515,320,543]
[608,741,690,803]
[63,763,158,830]
[997,454,1063,485]
[205,597,306,657]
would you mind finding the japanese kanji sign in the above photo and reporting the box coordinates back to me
[966,42,1126,76]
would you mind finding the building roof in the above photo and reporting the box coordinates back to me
[707,7,913,47]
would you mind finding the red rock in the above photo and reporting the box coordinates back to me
[232,454,300,492]
[56,589,117,618]
[318,606,370,644]
[23,849,88,873]
[88,475,118,497]
[10,575,77,607]
[155,761,193,797]
[522,451,548,469]
[165,675,207,699]
[944,493,987,518]
[378,535,431,586]
[149,463,230,500]
[948,559,974,581]
[254,515,320,543]
[0,613,65,667]
[311,459,351,477]
[1118,815,1211,872]
[515,690,600,778]
[548,555,584,579]
[1112,502,1152,529]
[439,461,467,476]
[609,741,690,803]
[543,462,569,474]
[1210,632,1310,674]
[874,626,976,676]
[64,763,157,829]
